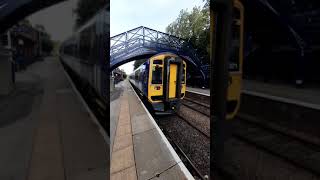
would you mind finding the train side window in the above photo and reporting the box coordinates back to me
[79,27,91,61]
[229,14,240,72]
[233,7,240,19]
[182,68,185,84]
[135,69,140,80]
[152,66,162,84]
[143,72,148,84]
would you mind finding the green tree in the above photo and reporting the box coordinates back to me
[74,0,105,28]
[133,59,147,70]
[120,69,127,79]
[33,24,54,55]
[34,24,45,32]
[52,40,61,56]
[166,4,210,64]
[42,37,54,54]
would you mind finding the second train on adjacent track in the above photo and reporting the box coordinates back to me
[129,52,186,114]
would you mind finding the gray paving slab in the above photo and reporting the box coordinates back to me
[110,81,125,153]
[131,113,155,135]
[27,58,68,180]
[57,90,108,179]
[68,167,108,180]
[0,57,108,180]
[243,79,320,105]
[150,163,189,180]
[127,90,146,116]
[133,128,178,180]
[0,62,43,180]
[114,80,192,180]
[110,92,121,153]
[0,99,41,180]
[110,166,137,180]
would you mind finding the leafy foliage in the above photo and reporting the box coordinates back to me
[34,24,54,55]
[133,59,147,70]
[74,0,105,29]
[166,4,210,64]
[42,38,54,54]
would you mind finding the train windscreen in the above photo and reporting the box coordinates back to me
[229,8,240,72]
[152,66,163,84]
[182,68,185,83]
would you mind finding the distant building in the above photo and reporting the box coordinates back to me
[112,68,126,84]
[10,22,41,59]
[0,32,14,95]
[0,20,53,69]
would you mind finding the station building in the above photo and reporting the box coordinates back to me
[0,20,49,95]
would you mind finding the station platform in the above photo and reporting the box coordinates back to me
[186,87,210,96]
[188,79,320,108]
[242,79,320,109]
[110,80,193,180]
[0,57,108,180]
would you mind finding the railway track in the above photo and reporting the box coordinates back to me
[186,90,320,177]
[165,98,212,178]
[130,86,210,179]
[157,113,210,179]
[181,94,236,180]
[155,97,210,178]
[160,127,208,180]
[233,116,320,177]
[182,97,210,117]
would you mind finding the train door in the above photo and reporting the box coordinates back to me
[169,63,178,98]
[210,0,244,120]
[164,56,183,101]
[226,0,244,119]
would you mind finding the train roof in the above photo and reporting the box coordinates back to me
[130,52,186,76]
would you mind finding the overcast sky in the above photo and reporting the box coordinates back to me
[112,0,205,74]
[28,0,78,42]
[26,0,205,74]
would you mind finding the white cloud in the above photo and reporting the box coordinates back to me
[111,0,205,36]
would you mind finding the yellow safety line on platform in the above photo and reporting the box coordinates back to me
[110,91,138,180]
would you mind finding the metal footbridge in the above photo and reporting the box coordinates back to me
[110,26,206,80]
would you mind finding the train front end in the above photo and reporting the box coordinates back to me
[148,53,186,114]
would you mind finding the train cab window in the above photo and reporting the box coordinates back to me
[182,68,186,84]
[139,70,144,81]
[79,27,91,61]
[153,60,162,64]
[135,69,140,80]
[151,66,162,84]
[229,9,241,72]
[233,7,240,19]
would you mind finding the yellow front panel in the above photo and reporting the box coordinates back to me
[169,64,177,98]
[209,0,244,119]
[181,84,186,98]
[226,73,242,119]
[148,55,165,102]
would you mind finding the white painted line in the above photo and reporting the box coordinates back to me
[242,90,320,110]
[177,162,195,180]
[129,82,195,180]
[61,61,110,146]
[186,89,210,97]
